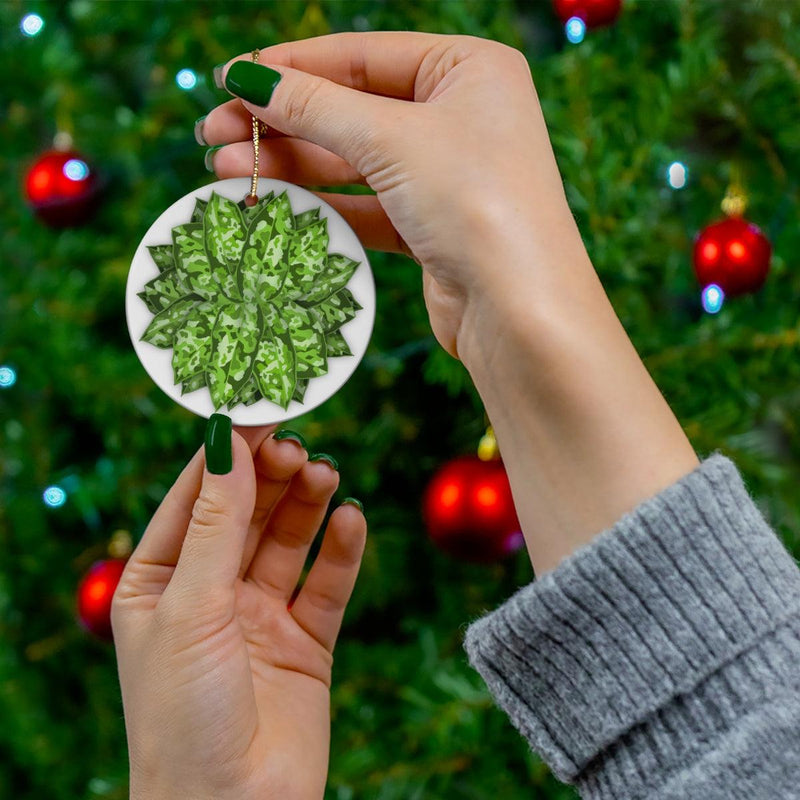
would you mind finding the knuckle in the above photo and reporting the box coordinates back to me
[188,492,227,536]
[282,77,326,130]
[305,585,343,614]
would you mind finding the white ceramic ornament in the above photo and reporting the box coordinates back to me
[126,177,375,426]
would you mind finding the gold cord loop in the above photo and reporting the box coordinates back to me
[246,49,262,206]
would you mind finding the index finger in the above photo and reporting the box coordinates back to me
[229,31,446,100]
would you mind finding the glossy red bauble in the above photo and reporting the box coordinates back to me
[553,0,622,27]
[423,456,523,563]
[693,217,771,297]
[77,558,127,640]
[24,149,100,227]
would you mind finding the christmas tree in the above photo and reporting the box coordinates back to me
[1,1,799,798]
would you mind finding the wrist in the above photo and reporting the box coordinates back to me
[456,240,699,575]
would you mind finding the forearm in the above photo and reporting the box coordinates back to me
[458,226,699,575]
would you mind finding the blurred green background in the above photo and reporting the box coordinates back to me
[1,1,799,798]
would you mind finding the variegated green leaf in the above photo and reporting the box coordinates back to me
[182,372,207,395]
[140,296,198,348]
[148,244,175,272]
[171,301,217,382]
[206,303,261,410]
[191,197,208,224]
[262,301,289,336]
[240,191,274,227]
[297,253,360,305]
[312,288,361,332]
[294,207,320,228]
[325,329,353,357]
[252,325,295,409]
[173,223,217,300]
[227,373,261,409]
[282,302,327,379]
[292,379,309,404]
[238,193,294,304]
[204,192,246,271]
[202,193,244,300]
[138,268,185,313]
[281,218,329,300]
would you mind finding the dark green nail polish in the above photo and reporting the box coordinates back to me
[205,413,232,474]
[342,497,364,513]
[204,145,223,173]
[273,429,307,448]
[194,115,207,146]
[310,453,339,471]
[224,61,282,106]
[212,63,226,89]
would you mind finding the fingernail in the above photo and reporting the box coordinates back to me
[310,453,339,471]
[205,413,232,475]
[204,145,223,173]
[273,429,307,448]
[212,63,226,89]
[224,61,282,106]
[342,497,364,513]
[194,115,207,146]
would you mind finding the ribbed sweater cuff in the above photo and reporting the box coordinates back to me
[462,453,800,792]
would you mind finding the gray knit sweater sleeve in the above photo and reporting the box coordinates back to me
[462,453,800,799]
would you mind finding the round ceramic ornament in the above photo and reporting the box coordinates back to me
[126,177,375,425]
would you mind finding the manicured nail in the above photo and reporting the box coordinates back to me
[224,61,282,106]
[194,115,207,146]
[273,429,307,448]
[204,145,223,173]
[205,413,232,475]
[342,497,364,513]
[212,63,226,89]
[310,453,338,471]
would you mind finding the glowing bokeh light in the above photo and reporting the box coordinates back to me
[0,366,16,388]
[475,485,499,509]
[667,161,688,189]
[439,483,461,509]
[701,284,725,314]
[728,240,746,260]
[63,159,90,181]
[176,68,198,90]
[701,241,719,263]
[565,16,586,44]
[43,485,67,508]
[21,13,44,36]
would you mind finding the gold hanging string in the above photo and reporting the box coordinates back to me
[246,49,263,206]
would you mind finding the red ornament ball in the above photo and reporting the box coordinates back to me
[24,149,100,227]
[553,0,622,27]
[423,455,523,563]
[77,558,127,640]
[693,217,771,297]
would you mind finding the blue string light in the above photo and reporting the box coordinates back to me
[43,486,67,508]
[21,13,44,37]
[701,284,725,314]
[667,161,688,189]
[0,366,16,388]
[63,159,90,181]
[565,17,586,44]
[176,68,198,90]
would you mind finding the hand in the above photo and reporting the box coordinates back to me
[201,32,585,361]
[111,423,367,800]
[201,34,698,576]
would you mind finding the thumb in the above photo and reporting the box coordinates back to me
[169,414,256,598]
[222,60,403,170]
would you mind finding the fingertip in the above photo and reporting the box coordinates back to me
[255,431,309,481]
[327,502,368,557]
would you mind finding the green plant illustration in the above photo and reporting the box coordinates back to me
[137,191,362,410]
